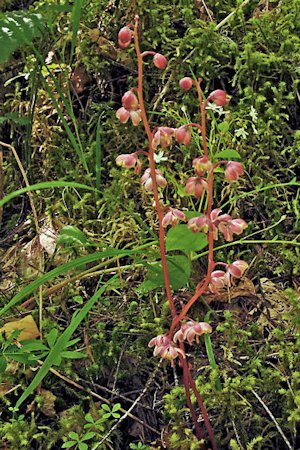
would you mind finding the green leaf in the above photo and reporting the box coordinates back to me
[60,350,85,359]
[68,431,79,440]
[0,356,7,373]
[112,403,121,412]
[138,255,191,292]
[84,413,94,423]
[102,413,111,419]
[79,443,88,450]
[57,226,88,247]
[82,432,96,441]
[166,224,207,252]
[62,441,77,448]
[215,149,241,160]
[112,413,121,418]
[46,329,58,348]
[217,122,229,133]
[101,404,110,412]
[20,341,48,351]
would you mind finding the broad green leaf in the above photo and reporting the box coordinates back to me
[215,149,241,160]
[138,255,191,292]
[82,432,96,441]
[217,122,229,133]
[62,441,77,448]
[21,341,48,351]
[101,404,110,411]
[68,431,79,440]
[166,224,207,252]
[79,443,88,450]
[46,329,58,348]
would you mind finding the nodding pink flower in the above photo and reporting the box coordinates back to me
[192,156,213,176]
[185,177,208,199]
[162,208,187,228]
[141,168,167,191]
[148,334,185,364]
[116,107,130,124]
[153,53,168,70]
[129,109,142,126]
[225,161,244,182]
[173,321,212,345]
[175,126,192,145]
[218,218,248,242]
[179,77,193,91]
[208,89,229,107]
[208,270,230,294]
[116,153,142,174]
[187,215,209,233]
[227,260,248,278]
[152,127,175,149]
[118,26,132,48]
[122,91,139,111]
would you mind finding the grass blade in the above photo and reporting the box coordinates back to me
[69,0,83,66]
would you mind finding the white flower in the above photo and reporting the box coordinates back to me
[234,128,248,139]
[154,150,168,163]
[250,106,258,122]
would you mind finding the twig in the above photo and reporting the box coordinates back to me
[251,389,293,450]
[92,362,162,448]
[215,0,252,31]
[36,360,160,436]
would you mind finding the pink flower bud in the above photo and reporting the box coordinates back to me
[208,89,229,106]
[116,107,130,124]
[149,334,185,364]
[225,161,244,182]
[141,168,167,191]
[227,260,248,278]
[218,218,247,242]
[174,320,212,345]
[192,156,213,176]
[208,270,230,294]
[116,153,142,174]
[162,208,187,228]
[122,91,139,111]
[179,77,193,91]
[153,53,168,70]
[118,26,132,47]
[175,126,192,145]
[185,177,208,199]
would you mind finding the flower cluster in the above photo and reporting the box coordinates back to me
[208,260,249,294]
[188,208,247,242]
[162,208,187,227]
[116,91,142,126]
[149,321,212,363]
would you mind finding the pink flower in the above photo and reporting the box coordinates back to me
[116,107,130,124]
[153,53,168,70]
[192,156,213,176]
[152,127,175,149]
[187,215,209,233]
[175,126,192,145]
[116,153,142,174]
[185,177,208,199]
[122,91,139,111]
[208,89,229,107]
[141,168,167,191]
[174,321,212,345]
[227,260,248,278]
[162,208,187,227]
[179,77,193,91]
[225,162,244,182]
[129,109,142,126]
[118,26,132,46]
[149,334,185,363]
[218,218,248,242]
[207,270,230,294]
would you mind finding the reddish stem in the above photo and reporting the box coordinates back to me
[195,79,208,159]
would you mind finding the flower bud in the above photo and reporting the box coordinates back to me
[122,91,139,111]
[116,107,130,124]
[175,126,192,145]
[130,109,142,126]
[227,260,248,278]
[179,77,193,91]
[152,127,175,149]
[153,53,168,70]
[225,161,244,182]
[116,153,138,169]
[192,156,213,175]
[141,168,167,191]
[208,89,229,106]
[187,215,209,233]
[118,26,132,47]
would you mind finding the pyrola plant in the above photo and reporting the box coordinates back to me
[115,16,249,450]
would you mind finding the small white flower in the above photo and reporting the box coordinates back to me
[234,128,248,139]
[154,150,168,163]
[250,106,258,122]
